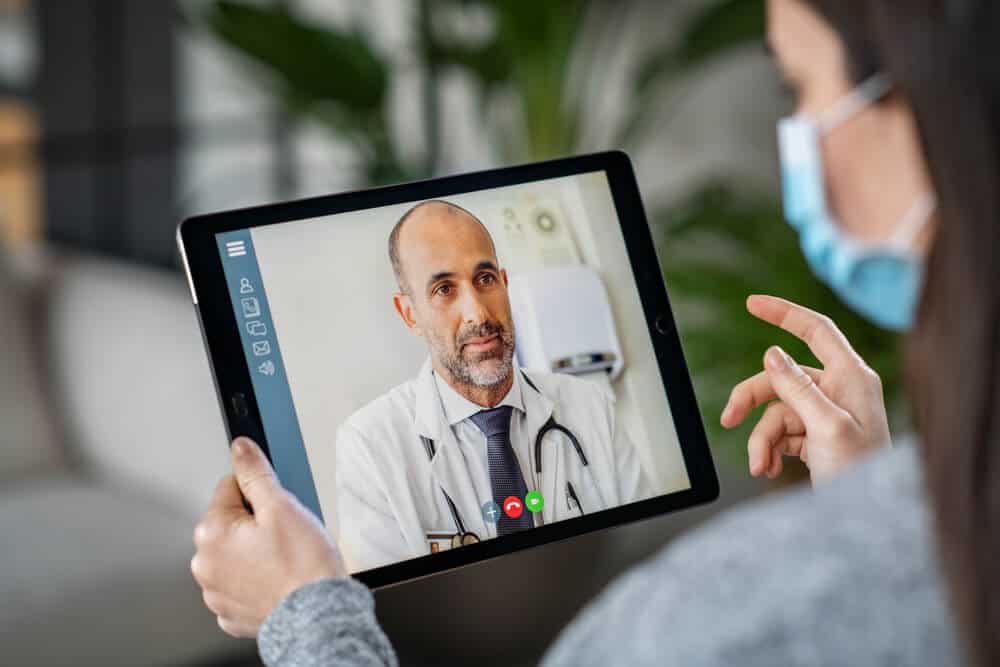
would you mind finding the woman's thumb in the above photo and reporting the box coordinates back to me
[764,346,839,427]
[231,437,281,510]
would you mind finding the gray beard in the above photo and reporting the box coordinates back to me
[431,327,516,388]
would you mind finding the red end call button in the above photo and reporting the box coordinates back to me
[503,496,524,519]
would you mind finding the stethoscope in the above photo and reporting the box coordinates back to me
[420,371,590,548]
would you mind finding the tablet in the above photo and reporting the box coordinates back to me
[178,151,717,588]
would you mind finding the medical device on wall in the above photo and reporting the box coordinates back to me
[490,197,581,275]
[509,265,625,382]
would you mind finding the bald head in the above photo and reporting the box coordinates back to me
[388,200,497,294]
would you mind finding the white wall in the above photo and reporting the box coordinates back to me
[569,172,690,494]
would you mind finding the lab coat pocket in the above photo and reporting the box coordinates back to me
[425,531,456,554]
[565,481,586,517]
[567,464,607,516]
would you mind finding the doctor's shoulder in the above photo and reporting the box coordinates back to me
[532,370,617,413]
[334,378,419,457]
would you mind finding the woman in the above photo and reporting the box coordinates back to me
[190,0,998,664]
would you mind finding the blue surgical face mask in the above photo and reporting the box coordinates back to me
[777,73,936,332]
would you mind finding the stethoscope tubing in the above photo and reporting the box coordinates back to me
[421,435,469,536]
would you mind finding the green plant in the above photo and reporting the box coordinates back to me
[201,1,407,183]
[196,0,764,181]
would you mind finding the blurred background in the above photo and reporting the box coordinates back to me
[0,0,906,664]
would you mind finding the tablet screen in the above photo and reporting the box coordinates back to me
[212,170,692,573]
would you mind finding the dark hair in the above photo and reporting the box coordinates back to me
[801,1,1000,664]
[387,200,493,294]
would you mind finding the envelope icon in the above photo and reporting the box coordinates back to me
[252,341,271,357]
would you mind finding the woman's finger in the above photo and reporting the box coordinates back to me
[764,345,847,429]
[231,437,283,515]
[780,435,807,461]
[747,295,862,369]
[205,474,246,516]
[767,434,807,479]
[747,402,804,477]
[217,615,258,639]
[203,589,258,623]
[723,366,823,428]
[766,446,783,478]
[747,402,788,476]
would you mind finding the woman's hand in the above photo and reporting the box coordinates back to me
[190,437,346,638]
[721,295,892,483]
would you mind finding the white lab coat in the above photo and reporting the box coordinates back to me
[335,359,653,572]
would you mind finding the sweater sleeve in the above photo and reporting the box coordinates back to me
[540,446,958,667]
[257,578,398,667]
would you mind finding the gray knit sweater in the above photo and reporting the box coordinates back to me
[257,444,962,666]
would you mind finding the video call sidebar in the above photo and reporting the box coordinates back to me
[216,230,324,520]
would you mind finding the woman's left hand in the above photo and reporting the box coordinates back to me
[720,295,893,483]
[190,437,347,637]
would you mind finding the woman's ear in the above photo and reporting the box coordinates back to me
[880,93,938,248]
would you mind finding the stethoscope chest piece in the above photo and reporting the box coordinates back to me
[451,532,480,548]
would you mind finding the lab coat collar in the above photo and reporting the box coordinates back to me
[413,359,485,536]
[414,359,556,536]
[415,358,556,435]
[414,358,445,441]
[432,365,526,426]
[517,369,555,463]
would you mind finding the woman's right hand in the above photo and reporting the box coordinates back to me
[721,295,892,483]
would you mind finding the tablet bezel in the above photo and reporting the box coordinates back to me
[178,151,718,589]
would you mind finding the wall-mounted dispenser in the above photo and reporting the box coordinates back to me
[508,265,624,382]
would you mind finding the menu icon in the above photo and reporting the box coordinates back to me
[226,240,247,258]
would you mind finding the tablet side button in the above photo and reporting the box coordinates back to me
[231,392,250,419]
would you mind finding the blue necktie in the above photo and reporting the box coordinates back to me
[469,406,533,536]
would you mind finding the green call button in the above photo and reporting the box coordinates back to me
[525,490,544,513]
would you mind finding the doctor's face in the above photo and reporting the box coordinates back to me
[392,203,516,389]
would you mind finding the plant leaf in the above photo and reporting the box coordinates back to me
[204,1,389,115]
[619,0,765,147]
[676,0,765,69]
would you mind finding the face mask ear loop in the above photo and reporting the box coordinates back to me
[889,193,937,250]
[818,73,894,134]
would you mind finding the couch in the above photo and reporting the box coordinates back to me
[0,246,255,665]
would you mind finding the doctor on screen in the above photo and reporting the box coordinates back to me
[335,200,653,572]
